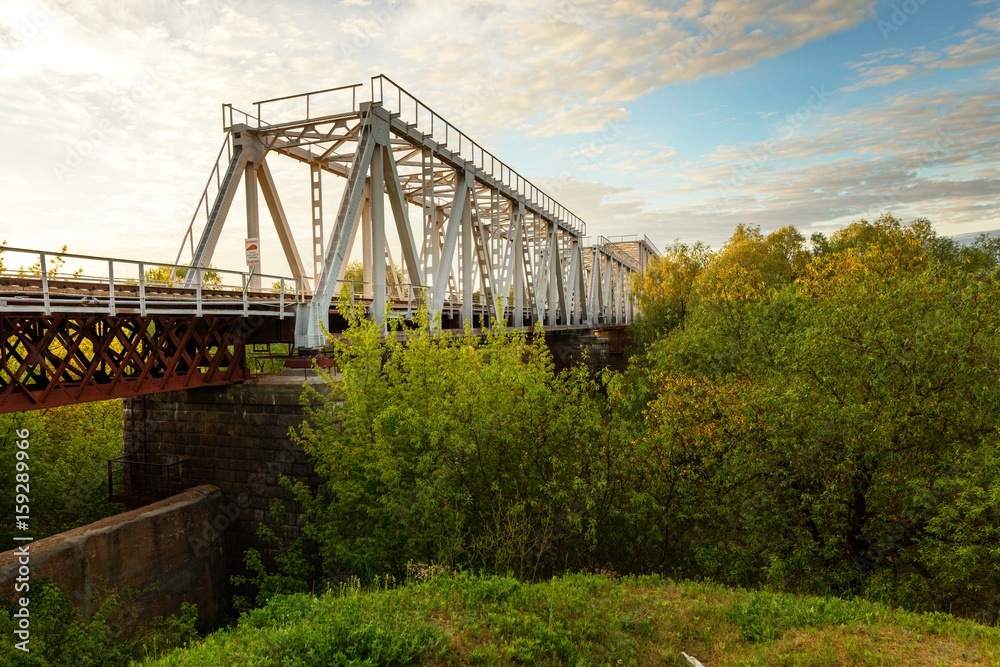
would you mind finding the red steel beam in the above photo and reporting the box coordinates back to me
[0,314,248,414]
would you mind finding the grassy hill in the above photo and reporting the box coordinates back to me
[146,574,1000,666]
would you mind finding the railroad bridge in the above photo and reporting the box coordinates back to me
[0,75,660,620]
[1,74,658,414]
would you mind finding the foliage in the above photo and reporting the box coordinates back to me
[241,213,1000,628]
[144,264,222,287]
[630,240,713,343]
[15,246,83,279]
[0,401,124,544]
[287,305,622,585]
[0,578,199,667]
[633,214,1000,622]
[146,574,1000,666]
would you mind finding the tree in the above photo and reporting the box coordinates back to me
[630,241,713,343]
[633,215,1000,620]
[288,308,621,583]
[144,265,222,287]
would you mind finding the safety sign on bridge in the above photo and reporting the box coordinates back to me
[245,237,260,269]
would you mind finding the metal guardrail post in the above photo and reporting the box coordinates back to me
[138,261,147,316]
[195,267,202,317]
[108,259,116,316]
[279,279,285,319]
[242,273,248,316]
[39,252,50,315]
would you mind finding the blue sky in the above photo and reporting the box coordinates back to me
[0,0,998,273]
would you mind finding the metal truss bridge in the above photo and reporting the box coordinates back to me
[1,75,659,413]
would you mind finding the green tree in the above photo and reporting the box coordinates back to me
[287,307,620,584]
[633,215,1000,621]
[0,401,124,544]
[144,265,222,287]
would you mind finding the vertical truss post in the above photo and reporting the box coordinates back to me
[296,105,378,349]
[421,147,437,285]
[370,144,387,328]
[362,180,373,298]
[512,203,525,328]
[244,162,261,291]
[461,179,474,328]
[430,169,471,328]
[310,164,324,283]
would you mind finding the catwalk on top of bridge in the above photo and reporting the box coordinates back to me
[174,74,660,349]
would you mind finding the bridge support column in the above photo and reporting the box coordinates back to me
[123,373,329,593]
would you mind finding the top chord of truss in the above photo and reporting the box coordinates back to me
[221,75,587,239]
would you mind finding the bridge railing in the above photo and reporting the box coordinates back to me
[371,74,587,238]
[252,84,364,129]
[0,247,302,318]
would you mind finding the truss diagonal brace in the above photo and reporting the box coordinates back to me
[185,145,247,286]
[429,169,473,328]
[258,157,310,291]
[295,107,380,349]
[382,145,424,289]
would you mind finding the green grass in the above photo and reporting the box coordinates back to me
[146,574,1000,666]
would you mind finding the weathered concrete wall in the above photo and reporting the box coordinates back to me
[123,374,328,585]
[0,485,225,629]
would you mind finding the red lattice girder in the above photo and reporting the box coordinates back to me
[0,314,248,413]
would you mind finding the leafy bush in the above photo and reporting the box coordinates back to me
[289,308,625,583]
[244,214,1000,626]
[0,579,198,666]
[0,401,124,545]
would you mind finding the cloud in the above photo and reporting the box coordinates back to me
[843,5,1000,91]
[0,0,994,267]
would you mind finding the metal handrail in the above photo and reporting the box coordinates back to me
[370,74,587,238]
[596,236,639,271]
[253,83,363,127]
[175,133,234,266]
[0,247,301,318]
[108,454,191,505]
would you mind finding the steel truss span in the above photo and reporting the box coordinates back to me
[174,75,660,349]
[0,314,247,413]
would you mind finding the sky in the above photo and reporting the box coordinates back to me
[0,0,998,276]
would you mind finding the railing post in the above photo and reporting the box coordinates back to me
[39,252,50,315]
[279,279,285,319]
[108,259,116,316]
[242,273,248,316]
[138,261,146,316]
[195,267,203,317]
